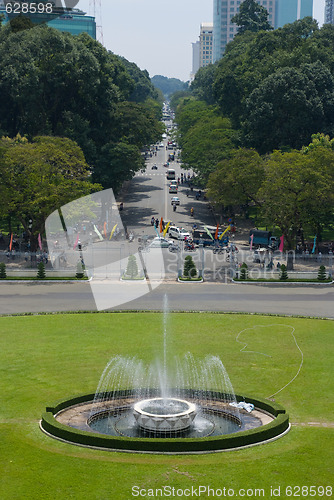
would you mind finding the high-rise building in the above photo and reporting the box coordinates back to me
[275,0,313,29]
[213,0,276,62]
[0,3,96,39]
[199,23,214,68]
[191,41,200,81]
[325,0,334,24]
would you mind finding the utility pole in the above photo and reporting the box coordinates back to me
[89,0,104,44]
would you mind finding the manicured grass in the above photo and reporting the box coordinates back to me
[0,312,333,499]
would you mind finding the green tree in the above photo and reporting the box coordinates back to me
[0,262,6,279]
[231,0,273,35]
[175,101,236,183]
[124,255,139,279]
[317,265,327,281]
[243,62,334,153]
[0,25,163,191]
[183,255,197,278]
[151,75,188,98]
[239,263,248,280]
[258,149,334,249]
[37,262,46,279]
[0,136,101,250]
[207,149,264,214]
[75,261,85,279]
[279,264,288,281]
[190,64,218,105]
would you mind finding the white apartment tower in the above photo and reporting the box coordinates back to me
[199,23,214,68]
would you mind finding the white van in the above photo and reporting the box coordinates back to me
[167,169,176,180]
[168,226,190,240]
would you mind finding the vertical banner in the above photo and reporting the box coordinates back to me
[250,233,254,250]
[312,236,317,254]
[38,233,43,251]
[9,233,13,251]
[279,235,284,252]
[73,234,80,250]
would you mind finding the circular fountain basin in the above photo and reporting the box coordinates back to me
[133,397,196,433]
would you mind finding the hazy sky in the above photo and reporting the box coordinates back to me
[77,0,326,81]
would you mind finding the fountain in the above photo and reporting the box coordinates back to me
[41,302,289,452]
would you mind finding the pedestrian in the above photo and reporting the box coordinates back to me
[155,218,159,228]
[151,216,155,226]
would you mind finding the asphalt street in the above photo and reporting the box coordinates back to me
[0,281,333,318]
[1,123,333,319]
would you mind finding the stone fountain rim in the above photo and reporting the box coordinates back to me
[133,397,196,418]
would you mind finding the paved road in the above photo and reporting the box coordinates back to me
[120,130,216,237]
[0,281,333,318]
[1,126,333,319]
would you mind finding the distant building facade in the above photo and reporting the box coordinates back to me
[325,0,334,24]
[213,0,314,63]
[0,3,96,39]
[191,41,200,81]
[213,0,276,62]
[199,22,214,68]
[275,0,313,29]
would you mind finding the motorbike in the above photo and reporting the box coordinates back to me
[184,244,195,252]
[173,204,177,212]
[168,244,178,253]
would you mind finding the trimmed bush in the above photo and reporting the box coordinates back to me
[75,260,85,279]
[124,255,140,279]
[317,265,327,281]
[279,264,288,281]
[239,263,248,280]
[37,262,46,279]
[0,262,6,279]
[183,255,197,278]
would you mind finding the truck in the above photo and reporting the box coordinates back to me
[249,230,278,249]
[192,227,229,247]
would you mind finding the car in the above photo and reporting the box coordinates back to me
[170,180,178,186]
[171,197,180,205]
[159,142,164,147]
[169,186,178,194]
[148,237,173,248]
[151,165,157,170]
[168,226,190,240]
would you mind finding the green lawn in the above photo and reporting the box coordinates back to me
[0,312,333,499]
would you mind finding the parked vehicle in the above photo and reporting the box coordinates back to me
[168,226,190,240]
[148,237,173,248]
[249,230,278,249]
[192,228,229,247]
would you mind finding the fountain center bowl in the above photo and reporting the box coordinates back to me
[133,397,197,433]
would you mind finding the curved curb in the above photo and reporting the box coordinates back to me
[41,392,289,454]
